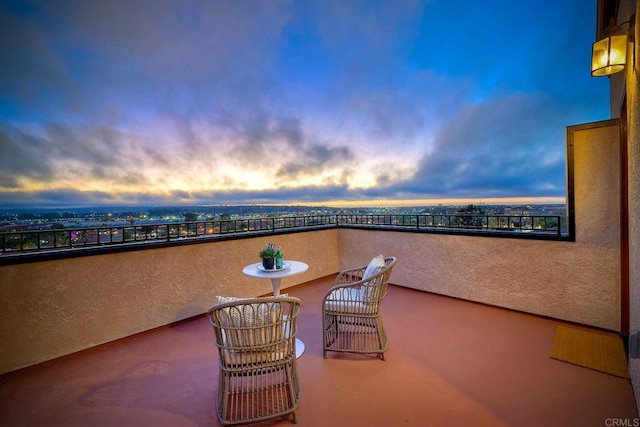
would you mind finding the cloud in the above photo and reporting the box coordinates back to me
[1,0,293,122]
[0,5,78,118]
[0,121,154,187]
[0,0,608,208]
[391,92,568,199]
[0,124,53,186]
[0,184,358,208]
[223,111,356,181]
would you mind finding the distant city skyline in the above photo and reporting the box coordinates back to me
[0,196,566,211]
[1,1,606,208]
[1,200,567,217]
[1,202,567,232]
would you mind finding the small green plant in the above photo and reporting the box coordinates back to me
[258,244,277,259]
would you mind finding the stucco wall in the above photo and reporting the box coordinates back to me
[338,228,619,330]
[572,123,621,248]
[626,0,640,410]
[0,230,338,374]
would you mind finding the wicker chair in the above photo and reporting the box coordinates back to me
[322,256,397,360]
[208,297,302,425]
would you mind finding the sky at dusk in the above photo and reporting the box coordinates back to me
[0,0,610,208]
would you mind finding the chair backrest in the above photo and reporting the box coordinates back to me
[361,256,397,302]
[208,296,301,366]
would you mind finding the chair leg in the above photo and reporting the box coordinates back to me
[286,363,300,422]
[322,313,338,357]
[217,371,230,424]
[376,318,387,360]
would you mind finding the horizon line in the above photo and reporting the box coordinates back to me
[0,197,566,211]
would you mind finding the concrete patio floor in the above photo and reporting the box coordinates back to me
[0,275,637,426]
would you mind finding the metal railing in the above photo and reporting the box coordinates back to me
[338,214,562,234]
[1,214,563,255]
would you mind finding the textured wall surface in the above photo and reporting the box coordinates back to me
[339,227,619,330]
[0,230,338,374]
[573,124,621,248]
[626,0,640,412]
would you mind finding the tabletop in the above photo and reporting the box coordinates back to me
[242,260,309,279]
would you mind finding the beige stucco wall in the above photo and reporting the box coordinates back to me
[573,123,621,248]
[338,228,619,330]
[626,0,640,410]
[0,230,338,374]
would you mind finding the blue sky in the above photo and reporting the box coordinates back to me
[0,0,609,208]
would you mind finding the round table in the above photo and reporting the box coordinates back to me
[242,260,309,296]
[242,260,309,357]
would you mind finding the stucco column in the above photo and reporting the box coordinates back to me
[626,1,640,409]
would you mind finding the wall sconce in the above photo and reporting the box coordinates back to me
[591,14,635,77]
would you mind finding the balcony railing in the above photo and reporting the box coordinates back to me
[336,214,562,235]
[0,213,563,255]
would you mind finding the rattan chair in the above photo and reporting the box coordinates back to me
[208,296,301,425]
[322,256,397,360]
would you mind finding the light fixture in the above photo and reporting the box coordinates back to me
[591,14,635,77]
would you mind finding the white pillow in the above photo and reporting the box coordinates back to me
[216,294,288,305]
[363,255,386,280]
[216,295,243,305]
[361,255,386,302]
[214,295,287,348]
[215,295,287,326]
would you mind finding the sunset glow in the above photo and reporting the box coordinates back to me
[0,0,608,208]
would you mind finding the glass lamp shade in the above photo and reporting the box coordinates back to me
[591,34,628,76]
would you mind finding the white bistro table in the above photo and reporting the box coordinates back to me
[242,260,309,357]
[242,260,309,296]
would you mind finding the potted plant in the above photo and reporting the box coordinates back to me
[258,245,277,270]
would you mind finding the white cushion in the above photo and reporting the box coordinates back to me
[221,347,288,365]
[214,296,287,350]
[216,295,243,305]
[216,294,288,304]
[362,255,386,301]
[363,255,386,280]
[323,288,376,314]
